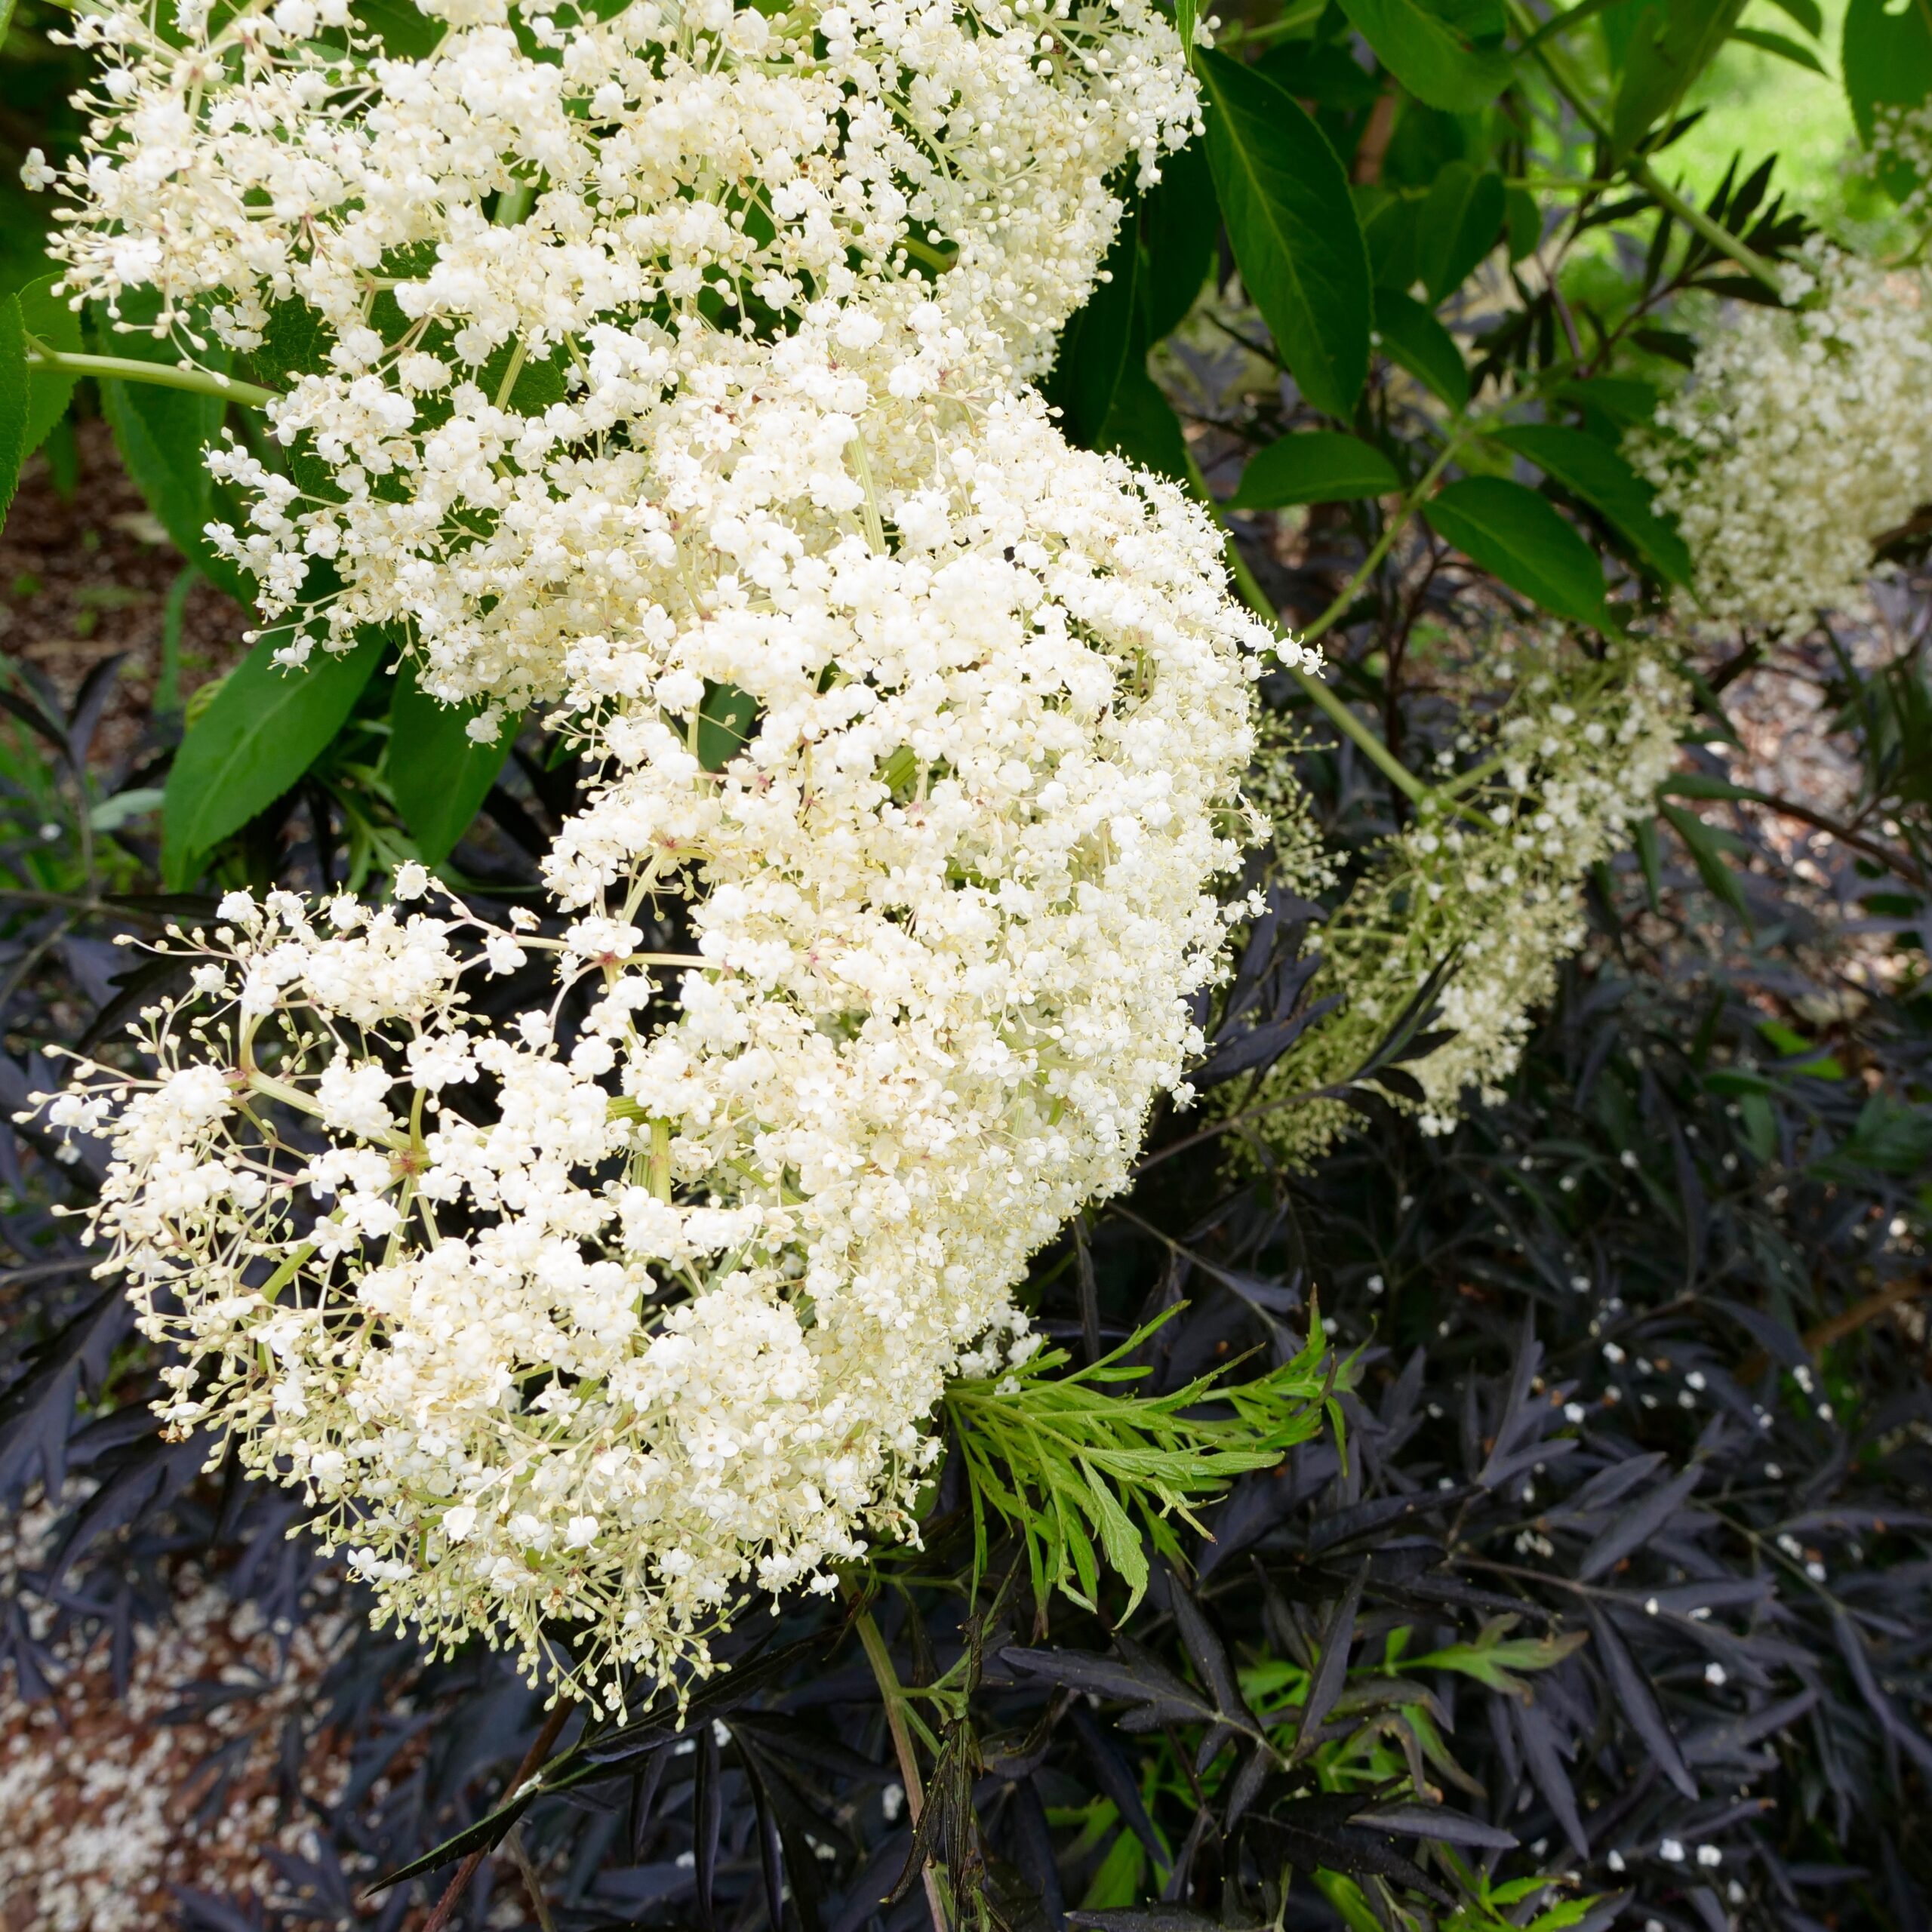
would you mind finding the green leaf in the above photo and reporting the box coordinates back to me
[1334,0,1513,109]
[1660,800,1752,920]
[1229,429,1399,507]
[1730,21,1826,66]
[697,680,759,771]
[1762,0,1822,35]
[1409,1621,1589,1693]
[163,630,387,885]
[1844,0,1932,199]
[14,273,81,458]
[352,0,446,55]
[1376,291,1469,409]
[1142,139,1219,345]
[1417,162,1507,303]
[1520,0,1626,51]
[1423,475,1606,623]
[1360,188,1422,293]
[1045,210,1143,447]
[1633,813,1663,911]
[0,297,26,531]
[242,298,336,389]
[1492,422,1693,584]
[94,298,252,606]
[1611,0,1749,159]
[385,659,522,866]
[1100,357,1196,488]
[1505,183,1542,261]
[1257,37,1388,106]
[1556,374,1660,438]
[1199,49,1373,419]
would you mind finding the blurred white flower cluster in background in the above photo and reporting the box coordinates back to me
[1635,244,1932,635]
[1244,632,1687,1161]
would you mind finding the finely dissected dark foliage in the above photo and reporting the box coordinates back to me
[1,627,1927,1930]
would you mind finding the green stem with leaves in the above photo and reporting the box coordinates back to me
[1195,432,1470,807]
[852,1604,950,1932]
[1506,0,1783,296]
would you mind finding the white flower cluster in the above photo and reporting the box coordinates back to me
[1847,97,1932,226]
[39,0,1201,700]
[1633,247,1932,636]
[1244,635,1687,1159]
[35,0,1290,1699]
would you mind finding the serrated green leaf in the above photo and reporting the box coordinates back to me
[1762,0,1821,34]
[1409,1625,1588,1690]
[242,299,336,389]
[1417,162,1506,302]
[352,0,445,55]
[163,631,388,885]
[1199,49,1372,419]
[1660,769,1761,801]
[1100,357,1195,487]
[1361,187,1422,294]
[1257,36,1389,105]
[1556,374,1661,439]
[14,273,81,458]
[1335,0,1513,109]
[1229,429,1399,507]
[1730,20,1826,67]
[1612,0,1749,159]
[0,297,27,532]
[697,680,759,771]
[1634,812,1663,911]
[1505,182,1542,261]
[1375,287,1470,410]
[1046,210,1142,448]
[385,658,522,866]
[1844,0,1932,201]
[1423,475,1606,623]
[1493,421,1693,584]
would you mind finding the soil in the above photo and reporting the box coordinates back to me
[0,417,251,775]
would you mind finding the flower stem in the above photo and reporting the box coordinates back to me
[420,1703,570,1932]
[1222,535,1429,804]
[852,1603,949,1932]
[25,344,281,408]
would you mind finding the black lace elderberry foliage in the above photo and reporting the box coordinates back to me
[2,651,1929,1932]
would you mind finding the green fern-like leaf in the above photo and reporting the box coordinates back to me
[941,1306,1340,1617]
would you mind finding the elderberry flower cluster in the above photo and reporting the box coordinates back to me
[1243,635,1687,1161]
[1847,98,1932,227]
[37,0,1200,698]
[32,0,1292,1700]
[1632,246,1932,636]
